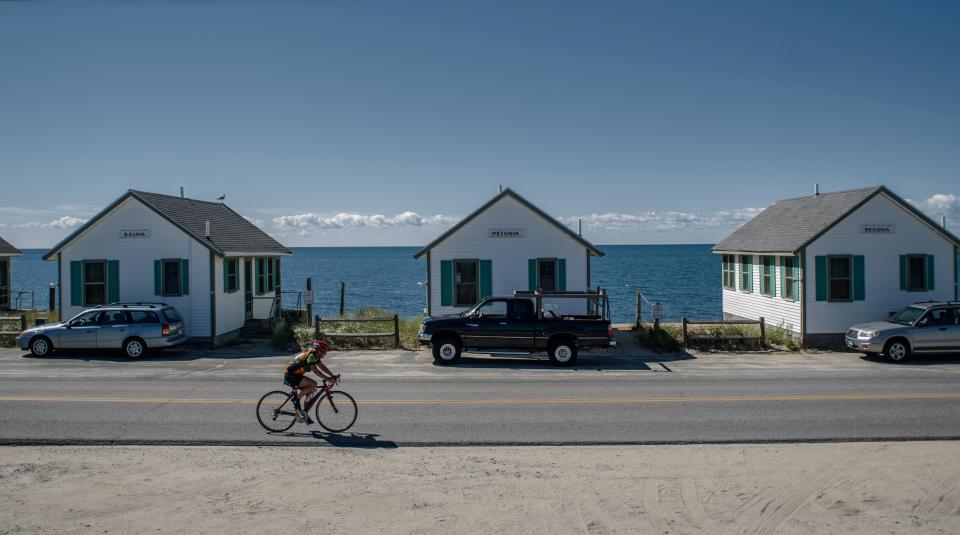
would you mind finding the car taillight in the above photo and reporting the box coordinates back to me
[607,327,613,338]
[162,324,170,336]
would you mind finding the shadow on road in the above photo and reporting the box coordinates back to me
[435,351,694,372]
[860,353,960,366]
[273,431,398,448]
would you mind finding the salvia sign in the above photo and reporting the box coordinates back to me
[860,225,895,234]
[488,229,524,239]
[119,229,151,239]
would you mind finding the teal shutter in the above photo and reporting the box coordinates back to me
[746,256,753,293]
[853,255,865,301]
[107,260,119,303]
[479,260,492,299]
[792,257,799,300]
[180,259,189,295]
[154,260,162,296]
[815,256,827,301]
[899,255,907,290]
[70,261,83,306]
[440,260,453,307]
[255,258,263,295]
[557,259,566,291]
[528,259,537,291]
[926,255,935,290]
[223,259,229,292]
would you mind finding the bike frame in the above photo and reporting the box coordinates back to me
[275,378,341,416]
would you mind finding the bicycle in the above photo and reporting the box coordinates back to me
[256,376,358,433]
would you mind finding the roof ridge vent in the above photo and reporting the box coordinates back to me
[814,183,820,196]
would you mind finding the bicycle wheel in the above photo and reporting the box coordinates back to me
[314,390,358,433]
[256,391,297,433]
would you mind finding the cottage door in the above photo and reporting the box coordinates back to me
[243,259,253,320]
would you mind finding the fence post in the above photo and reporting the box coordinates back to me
[48,284,56,312]
[635,291,641,329]
[759,316,766,349]
[20,314,27,333]
[682,317,689,348]
[305,277,313,326]
[339,282,346,317]
[393,314,400,348]
[314,315,321,339]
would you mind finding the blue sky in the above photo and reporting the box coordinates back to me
[1,0,958,247]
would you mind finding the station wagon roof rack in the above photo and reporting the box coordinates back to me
[100,302,169,308]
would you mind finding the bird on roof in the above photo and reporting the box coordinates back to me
[217,194,226,201]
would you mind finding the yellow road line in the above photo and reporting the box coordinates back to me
[0,392,959,405]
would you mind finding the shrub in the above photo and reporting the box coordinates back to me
[634,325,682,353]
[311,307,423,350]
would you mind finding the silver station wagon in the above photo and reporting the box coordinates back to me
[845,301,960,362]
[16,302,187,358]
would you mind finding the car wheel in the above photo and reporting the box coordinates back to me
[884,339,910,363]
[548,340,578,367]
[123,338,147,358]
[30,336,53,357]
[432,337,462,365]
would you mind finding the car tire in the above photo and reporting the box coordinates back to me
[432,337,462,365]
[30,336,53,357]
[884,339,910,363]
[548,339,578,367]
[123,337,147,358]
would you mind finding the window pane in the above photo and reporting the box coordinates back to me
[130,311,160,324]
[908,256,926,290]
[539,260,557,292]
[85,284,105,305]
[84,262,105,283]
[101,311,129,325]
[455,284,477,306]
[163,261,181,295]
[830,279,851,301]
[162,308,183,322]
[829,257,850,278]
[455,261,477,284]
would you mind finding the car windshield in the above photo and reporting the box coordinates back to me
[889,306,926,325]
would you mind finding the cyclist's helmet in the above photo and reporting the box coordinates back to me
[310,339,330,356]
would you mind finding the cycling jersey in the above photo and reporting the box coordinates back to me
[285,350,320,375]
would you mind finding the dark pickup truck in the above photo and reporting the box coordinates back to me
[418,290,616,366]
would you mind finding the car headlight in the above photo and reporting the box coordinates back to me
[858,330,878,339]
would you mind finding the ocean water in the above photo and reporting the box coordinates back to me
[8,245,721,323]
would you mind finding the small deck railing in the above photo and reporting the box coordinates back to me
[313,314,400,348]
[682,317,766,350]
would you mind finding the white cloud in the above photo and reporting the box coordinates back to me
[243,216,266,229]
[48,216,88,229]
[272,211,459,231]
[909,193,959,227]
[559,207,765,232]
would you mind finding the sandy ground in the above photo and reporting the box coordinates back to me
[2,442,959,535]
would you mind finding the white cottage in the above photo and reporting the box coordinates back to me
[0,236,21,311]
[713,186,960,346]
[43,190,291,346]
[415,188,604,316]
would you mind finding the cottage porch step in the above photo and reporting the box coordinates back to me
[241,319,274,338]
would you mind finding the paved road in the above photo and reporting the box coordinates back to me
[2,339,960,446]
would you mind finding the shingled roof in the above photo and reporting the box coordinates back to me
[0,236,21,256]
[44,190,290,260]
[713,186,960,253]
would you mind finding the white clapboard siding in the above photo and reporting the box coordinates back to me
[59,197,212,338]
[721,254,802,334]
[214,256,245,336]
[429,195,590,317]
[805,193,957,334]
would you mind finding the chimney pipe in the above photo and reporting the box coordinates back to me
[204,220,210,239]
[180,187,184,198]
[498,185,503,194]
[814,183,820,196]
[578,218,583,237]
[941,215,947,228]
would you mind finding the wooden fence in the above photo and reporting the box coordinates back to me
[314,314,401,348]
[682,317,765,349]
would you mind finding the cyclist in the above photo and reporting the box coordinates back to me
[284,339,338,423]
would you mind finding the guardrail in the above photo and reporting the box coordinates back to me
[681,317,766,350]
[313,314,401,348]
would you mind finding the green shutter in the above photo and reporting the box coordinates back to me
[899,255,907,290]
[223,258,229,292]
[440,260,453,307]
[815,256,827,301]
[528,259,537,291]
[557,259,566,291]
[107,260,119,303]
[70,261,83,306]
[926,255,935,290]
[792,257,799,300]
[745,256,753,293]
[154,260,162,296]
[853,255,865,301]
[180,259,189,295]
[479,260,492,299]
